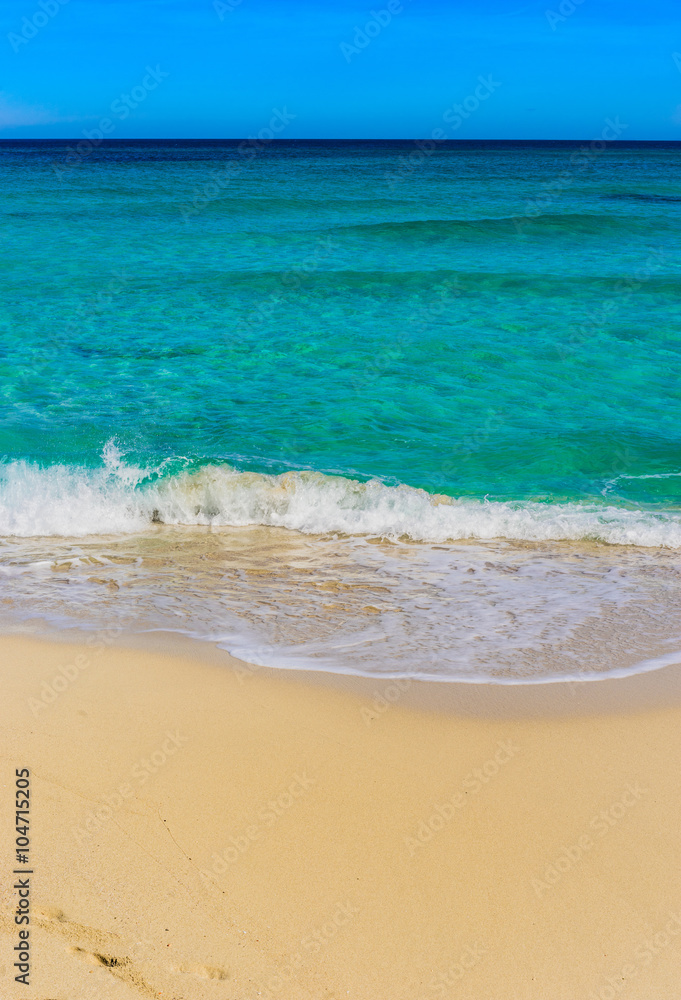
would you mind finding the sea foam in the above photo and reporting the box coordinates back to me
[1,447,681,547]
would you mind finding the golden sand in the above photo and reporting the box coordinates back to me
[1,633,680,999]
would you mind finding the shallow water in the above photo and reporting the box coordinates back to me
[1,525,680,682]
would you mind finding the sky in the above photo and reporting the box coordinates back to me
[1,0,680,139]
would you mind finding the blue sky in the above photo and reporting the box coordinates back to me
[1,0,680,138]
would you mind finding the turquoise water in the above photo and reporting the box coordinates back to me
[2,141,681,517]
[1,141,680,679]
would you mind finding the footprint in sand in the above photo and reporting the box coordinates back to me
[34,907,158,997]
[34,906,67,923]
[67,945,157,995]
[174,962,229,980]
[67,946,130,969]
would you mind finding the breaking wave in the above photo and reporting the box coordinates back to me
[1,445,680,547]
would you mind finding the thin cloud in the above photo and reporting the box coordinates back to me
[0,93,78,130]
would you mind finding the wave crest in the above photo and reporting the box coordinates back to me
[1,451,681,547]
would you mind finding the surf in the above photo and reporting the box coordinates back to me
[2,449,681,548]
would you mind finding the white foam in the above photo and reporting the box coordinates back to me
[0,503,678,682]
[217,637,681,685]
[2,450,681,547]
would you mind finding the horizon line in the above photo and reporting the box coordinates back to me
[2,137,681,145]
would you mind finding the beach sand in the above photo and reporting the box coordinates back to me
[1,633,681,999]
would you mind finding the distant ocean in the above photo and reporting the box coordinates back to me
[1,140,680,681]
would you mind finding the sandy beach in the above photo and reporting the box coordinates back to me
[1,632,680,999]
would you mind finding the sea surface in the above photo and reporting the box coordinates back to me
[1,140,680,680]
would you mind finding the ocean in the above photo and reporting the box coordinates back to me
[1,139,680,681]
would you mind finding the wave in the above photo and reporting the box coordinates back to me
[334,213,666,238]
[602,192,681,203]
[198,268,681,296]
[1,196,409,220]
[1,447,681,547]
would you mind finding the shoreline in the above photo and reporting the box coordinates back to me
[2,521,680,685]
[22,623,681,719]
[2,631,681,998]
